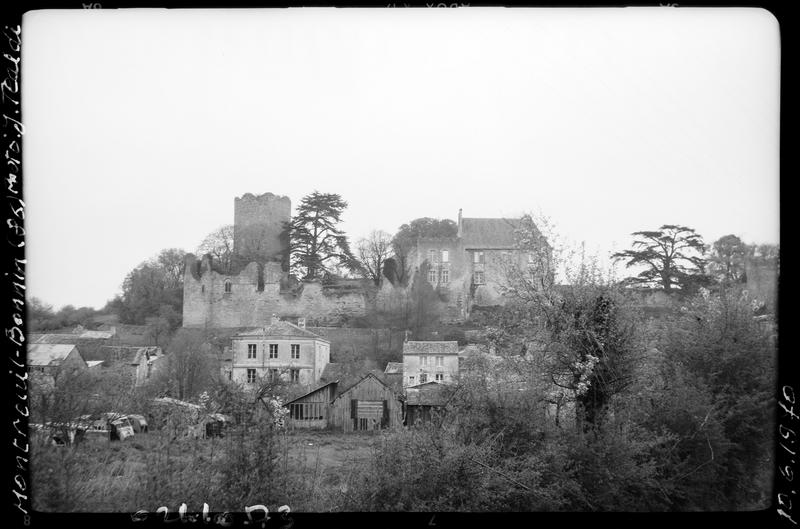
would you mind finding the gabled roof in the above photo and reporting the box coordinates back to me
[384,362,403,375]
[403,341,459,355]
[460,217,521,249]
[235,321,328,341]
[27,344,82,367]
[284,381,339,406]
[334,372,398,401]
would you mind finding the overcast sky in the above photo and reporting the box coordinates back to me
[22,7,780,310]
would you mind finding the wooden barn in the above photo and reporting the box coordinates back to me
[285,372,404,432]
[405,381,455,426]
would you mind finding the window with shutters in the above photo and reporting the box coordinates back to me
[441,250,449,263]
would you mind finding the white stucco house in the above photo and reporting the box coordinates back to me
[229,316,330,386]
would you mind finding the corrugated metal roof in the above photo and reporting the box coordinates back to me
[27,344,79,367]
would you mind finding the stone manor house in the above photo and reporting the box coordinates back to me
[182,192,547,328]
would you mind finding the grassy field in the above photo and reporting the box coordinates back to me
[30,427,379,512]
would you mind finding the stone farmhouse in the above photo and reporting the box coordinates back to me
[405,209,549,320]
[182,192,549,329]
[227,316,331,386]
[27,344,88,385]
[402,340,460,387]
[80,346,164,388]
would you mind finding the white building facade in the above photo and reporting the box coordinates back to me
[230,318,330,386]
[402,341,459,387]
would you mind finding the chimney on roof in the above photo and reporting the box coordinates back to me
[457,208,463,238]
[298,317,306,329]
[271,314,279,325]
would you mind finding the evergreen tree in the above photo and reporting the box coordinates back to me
[287,191,358,280]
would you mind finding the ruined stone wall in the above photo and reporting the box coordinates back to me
[233,192,291,263]
[745,258,778,312]
[182,254,369,328]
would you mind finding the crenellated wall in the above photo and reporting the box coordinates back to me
[233,192,291,264]
[182,254,371,328]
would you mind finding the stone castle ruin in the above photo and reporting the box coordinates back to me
[182,193,371,328]
[183,192,548,329]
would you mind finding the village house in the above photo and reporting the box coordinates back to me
[406,210,550,320]
[284,372,403,432]
[80,346,164,387]
[402,341,460,387]
[27,343,88,384]
[230,316,330,386]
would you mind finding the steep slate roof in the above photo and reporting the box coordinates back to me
[384,362,403,375]
[460,217,521,249]
[235,321,328,341]
[27,344,83,367]
[81,346,161,365]
[403,341,459,355]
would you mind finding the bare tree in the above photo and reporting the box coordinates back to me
[356,230,393,287]
[196,224,235,273]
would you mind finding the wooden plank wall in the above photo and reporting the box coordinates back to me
[330,376,402,433]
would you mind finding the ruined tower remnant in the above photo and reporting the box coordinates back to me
[233,192,291,264]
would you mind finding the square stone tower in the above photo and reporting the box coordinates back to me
[233,192,291,264]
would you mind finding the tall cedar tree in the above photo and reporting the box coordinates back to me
[612,224,707,293]
[287,192,358,280]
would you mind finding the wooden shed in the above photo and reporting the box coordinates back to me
[285,382,338,429]
[405,382,455,426]
[331,373,404,432]
[285,372,404,432]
